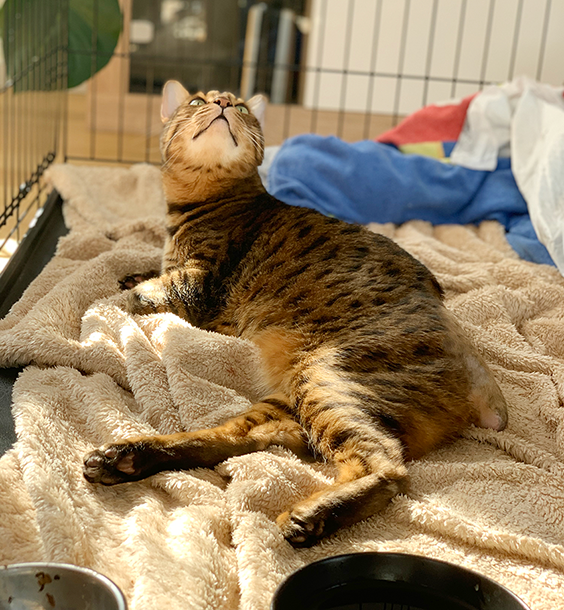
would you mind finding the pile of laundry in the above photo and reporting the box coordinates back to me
[266,76,564,273]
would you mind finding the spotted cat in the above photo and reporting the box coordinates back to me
[83,82,508,547]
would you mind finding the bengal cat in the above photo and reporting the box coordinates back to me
[83,81,508,547]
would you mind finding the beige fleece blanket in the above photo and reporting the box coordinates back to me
[1,162,564,610]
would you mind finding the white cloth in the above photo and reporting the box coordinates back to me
[451,76,564,275]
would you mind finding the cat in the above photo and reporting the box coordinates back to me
[83,81,508,547]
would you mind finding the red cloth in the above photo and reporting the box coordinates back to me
[376,93,478,145]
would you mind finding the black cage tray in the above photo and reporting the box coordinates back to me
[0,190,68,455]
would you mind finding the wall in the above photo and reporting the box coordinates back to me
[303,0,564,115]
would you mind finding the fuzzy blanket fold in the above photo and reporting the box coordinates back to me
[1,163,564,610]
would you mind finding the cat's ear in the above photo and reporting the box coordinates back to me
[246,94,267,129]
[161,80,190,123]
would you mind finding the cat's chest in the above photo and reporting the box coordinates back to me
[213,213,435,336]
[163,198,278,272]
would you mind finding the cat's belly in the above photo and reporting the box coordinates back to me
[205,208,506,456]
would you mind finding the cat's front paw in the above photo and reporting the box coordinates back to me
[119,272,160,291]
[276,507,331,548]
[126,278,167,315]
[83,442,150,485]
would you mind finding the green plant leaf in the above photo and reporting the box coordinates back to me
[1,0,122,91]
[68,0,122,88]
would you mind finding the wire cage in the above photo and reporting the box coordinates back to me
[0,0,563,272]
[0,0,67,267]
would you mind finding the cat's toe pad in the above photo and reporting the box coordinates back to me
[83,444,143,485]
[276,509,327,547]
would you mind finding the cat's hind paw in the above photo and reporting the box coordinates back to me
[276,509,329,548]
[83,443,149,485]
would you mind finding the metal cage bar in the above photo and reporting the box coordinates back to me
[0,0,67,264]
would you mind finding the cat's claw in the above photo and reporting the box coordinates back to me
[83,443,146,485]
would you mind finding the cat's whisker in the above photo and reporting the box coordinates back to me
[240,127,263,150]
[162,145,184,171]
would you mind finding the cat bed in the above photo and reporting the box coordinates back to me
[1,162,564,610]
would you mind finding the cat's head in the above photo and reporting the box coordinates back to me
[159,80,267,179]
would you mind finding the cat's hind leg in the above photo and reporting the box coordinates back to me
[443,310,508,431]
[83,395,309,485]
[276,428,407,547]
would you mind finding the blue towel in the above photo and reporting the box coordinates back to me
[267,135,554,267]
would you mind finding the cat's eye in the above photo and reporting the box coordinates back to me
[189,98,206,106]
[236,105,249,114]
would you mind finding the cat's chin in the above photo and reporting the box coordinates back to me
[188,120,243,166]
[193,115,237,145]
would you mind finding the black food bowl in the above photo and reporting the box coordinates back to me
[272,552,530,610]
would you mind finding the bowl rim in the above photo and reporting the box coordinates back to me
[1,561,127,610]
[271,551,531,610]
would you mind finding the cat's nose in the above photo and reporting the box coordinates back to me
[213,96,232,109]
